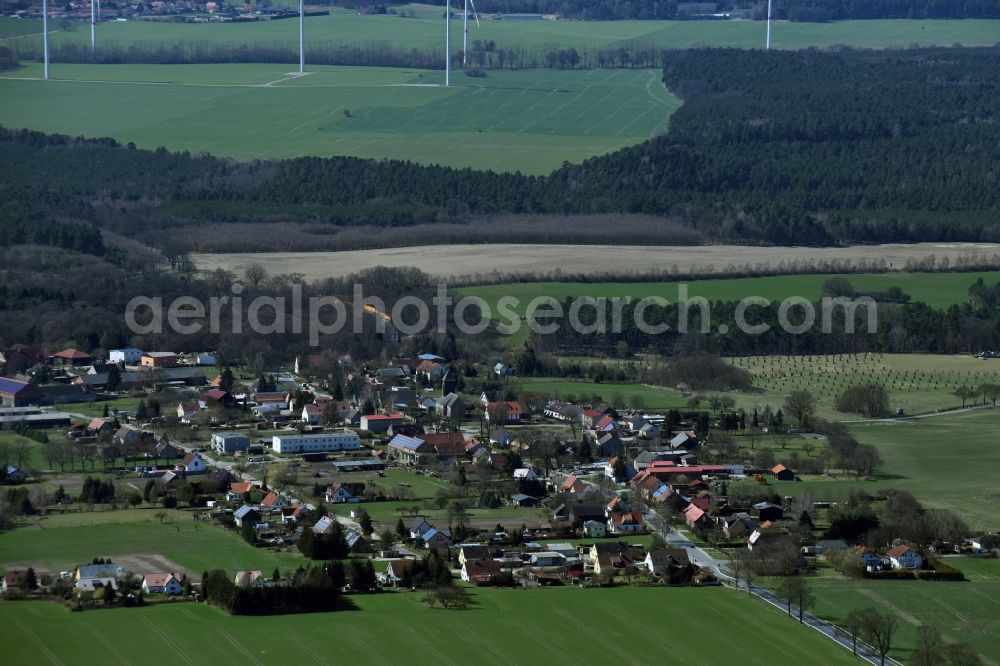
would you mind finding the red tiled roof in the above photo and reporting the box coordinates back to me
[230,482,253,494]
[887,544,912,558]
[53,348,91,359]
[771,464,787,474]
[261,492,281,507]
[143,572,178,588]
[364,413,403,421]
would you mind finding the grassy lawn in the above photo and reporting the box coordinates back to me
[731,409,1000,531]
[512,377,688,410]
[0,63,678,173]
[0,513,309,576]
[0,586,855,665]
[53,396,147,418]
[6,13,1000,52]
[800,560,1000,663]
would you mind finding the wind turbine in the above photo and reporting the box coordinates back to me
[445,0,451,86]
[765,0,772,50]
[462,0,480,67]
[43,0,49,79]
[299,0,305,73]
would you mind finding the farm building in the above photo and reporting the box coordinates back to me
[140,352,177,368]
[360,413,403,433]
[109,348,143,364]
[0,378,43,407]
[771,464,796,481]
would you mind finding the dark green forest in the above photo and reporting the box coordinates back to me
[1,46,997,255]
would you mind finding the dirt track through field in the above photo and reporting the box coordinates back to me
[193,242,1000,282]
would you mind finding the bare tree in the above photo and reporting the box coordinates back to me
[912,625,944,666]
[784,390,817,427]
[244,263,268,288]
[859,607,898,666]
[843,609,865,656]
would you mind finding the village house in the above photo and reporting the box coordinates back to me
[683,503,709,528]
[51,348,93,367]
[75,563,124,591]
[853,546,889,571]
[179,452,207,474]
[608,511,646,535]
[435,392,465,420]
[260,491,288,511]
[302,403,322,425]
[511,493,539,507]
[383,560,416,587]
[177,401,202,423]
[233,505,261,528]
[641,548,690,575]
[211,431,251,454]
[485,401,524,425]
[887,544,924,569]
[462,559,502,584]
[2,570,28,594]
[325,483,360,504]
[234,570,267,587]
[421,527,453,550]
[720,513,758,540]
[227,481,254,502]
[754,501,784,523]
[583,520,607,538]
[142,572,182,595]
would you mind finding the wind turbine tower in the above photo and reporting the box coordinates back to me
[445,0,451,86]
[43,0,49,79]
[462,0,480,67]
[766,0,772,50]
[299,0,305,73]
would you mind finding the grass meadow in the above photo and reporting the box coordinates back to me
[459,271,1000,318]
[0,63,677,172]
[5,12,1000,53]
[730,408,1000,530]
[0,587,856,665]
[0,511,310,576]
[800,558,1000,663]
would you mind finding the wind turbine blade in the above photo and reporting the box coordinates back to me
[470,0,480,27]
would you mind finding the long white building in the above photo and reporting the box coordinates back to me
[272,431,361,454]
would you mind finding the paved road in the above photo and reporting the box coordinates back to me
[751,584,901,666]
[643,509,899,665]
[843,402,994,423]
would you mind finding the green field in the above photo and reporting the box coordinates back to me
[0,512,309,576]
[803,558,1000,663]
[6,13,1000,53]
[460,271,1000,318]
[0,63,677,172]
[0,587,856,665]
[512,377,689,410]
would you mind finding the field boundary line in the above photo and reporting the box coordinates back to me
[218,627,265,666]
[13,617,65,666]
